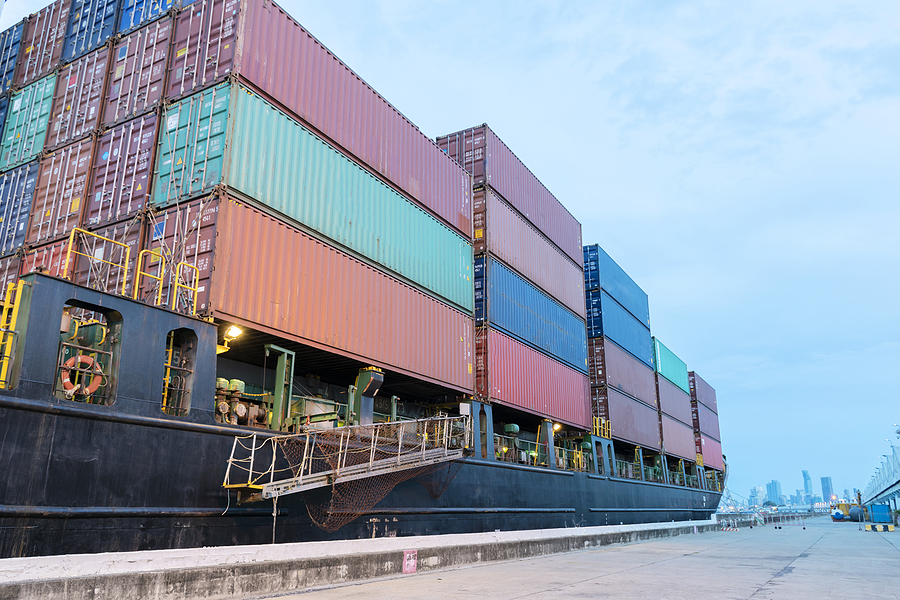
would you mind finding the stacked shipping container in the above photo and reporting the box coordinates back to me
[689,371,724,471]
[438,124,589,429]
[652,337,695,461]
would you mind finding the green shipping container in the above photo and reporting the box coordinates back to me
[652,337,690,394]
[0,74,56,170]
[153,83,474,313]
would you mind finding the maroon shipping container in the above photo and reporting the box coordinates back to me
[26,137,94,245]
[475,188,584,317]
[104,17,172,125]
[142,193,474,392]
[587,337,656,407]
[86,113,158,227]
[20,236,69,279]
[475,327,590,429]
[437,125,582,266]
[656,374,692,426]
[71,217,145,295]
[0,254,21,291]
[16,0,71,86]
[697,433,724,471]
[661,414,695,461]
[45,45,111,150]
[165,0,472,239]
[591,386,660,450]
[691,400,721,442]
[688,371,717,414]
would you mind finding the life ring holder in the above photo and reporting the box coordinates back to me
[60,354,104,397]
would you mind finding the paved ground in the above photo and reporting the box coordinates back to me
[260,517,900,599]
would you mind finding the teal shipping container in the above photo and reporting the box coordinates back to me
[153,83,473,313]
[0,74,57,170]
[652,337,690,394]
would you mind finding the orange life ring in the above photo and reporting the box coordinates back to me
[60,355,103,395]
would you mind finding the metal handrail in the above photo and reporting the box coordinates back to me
[172,262,200,316]
[63,228,131,296]
[134,249,166,306]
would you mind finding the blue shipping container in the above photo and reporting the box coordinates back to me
[0,161,39,256]
[583,244,650,328]
[475,256,587,374]
[63,0,122,62]
[585,289,653,368]
[0,19,25,94]
[118,0,188,34]
[870,504,891,524]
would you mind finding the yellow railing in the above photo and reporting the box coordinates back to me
[63,228,131,296]
[0,281,24,389]
[592,416,611,439]
[134,249,166,306]
[172,262,200,316]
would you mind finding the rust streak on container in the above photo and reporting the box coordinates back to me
[104,17,172,125]
[45,45,110,150]
[16,0,71,87]
[27,137,94,245]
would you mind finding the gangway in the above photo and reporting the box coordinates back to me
[223,414,471,503]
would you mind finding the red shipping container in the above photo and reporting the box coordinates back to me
[142,193,474,392]
[86,113,158,227]
[20,236,70,279]
[691,400,721,442]
[656,374,692,426]
[104,17,172,125]
[661,414,695,461]
[166,0,472,239]
[27,137,94,245]
[16,0,71,86]
[587,337,656,407]
[688,371,717,414]
[698,433,724,471]
[0,254,21,291]
[71,217,145,296]
[437,125,582,266]
[591,386,659,450]
[474,188,584,317]
[45,45,110,150]
[476,327,589,429]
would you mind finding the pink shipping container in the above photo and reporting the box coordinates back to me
[688,371,717,414]
[45,45,110,150]
[165,0,472,239]
[16,0,71,87]
[656,374,692,426]
[697,433,724,471]
[691,400,721,442]
[661,414,695,461]
[141,193,474,392]
[437,124,582,266]
[26,137,94,245]
[86,113,158,227]
[474,188,584,317]
[475,327,590,429]
[592,386,660,450]
[587,337,656,407]
[104,17,172,125]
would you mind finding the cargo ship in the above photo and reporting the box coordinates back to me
[0,0,723,558]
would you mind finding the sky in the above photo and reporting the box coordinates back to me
[2,0,898,504]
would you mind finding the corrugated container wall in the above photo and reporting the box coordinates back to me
[587,337,656,408]
[583,244,650,328]
[16,0,70,87]
[592,386,660,450]
[154,83,473,312]
[142,194,474,392]
[0,97,7,153]
[698,434,724,471]
[585,289,652,367]
[46,44,110,150]
[436,125,582,266]
[0,74,56,170]
[691,401,720,442]
[476,327,590,429]
[475,256,587,374]
[656,374,692,425]
[0,161,39,256]
[0,19,25,94]
[103,17,172,125]
[474,188,584,317]
[86,112,157,227]
[166,0,472,239]
[70,216,144,295]
[62,0,122,62]
[688,371,718,413]
[661,415,695,461]
[118,0,181,34]
[20,235,69,278]
[26,137,94,245]
[652,337,690,394]
[0,254,21,290]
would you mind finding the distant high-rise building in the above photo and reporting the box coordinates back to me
[843,488,851,500]
[749,488,760,506]
[802,470,812,495]
[766,480,782,504]
[821,476,834,502]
